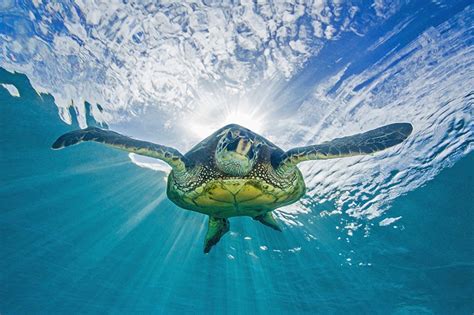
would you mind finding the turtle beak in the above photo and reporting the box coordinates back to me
[226,137,255,160]
[236,138,251,156]
[216,131,257,176]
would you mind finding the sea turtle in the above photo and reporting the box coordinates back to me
[52,122,412,253]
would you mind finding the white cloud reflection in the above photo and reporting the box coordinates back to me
[0,1,472,234]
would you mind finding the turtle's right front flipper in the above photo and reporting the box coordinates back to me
[277,123,413,174]
[204,217,230,254]
[52,127,187,172]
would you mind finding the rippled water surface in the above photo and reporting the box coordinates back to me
[1,1,473,314]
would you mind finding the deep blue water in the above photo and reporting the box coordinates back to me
[1,1,474,314]
[1,67,473,314]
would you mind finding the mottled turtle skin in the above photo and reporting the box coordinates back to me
[52,121,412,253]
[167,124,305,218]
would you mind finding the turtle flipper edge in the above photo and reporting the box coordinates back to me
[52,127,187,172]
[204,217,230,254]
[254,212,282,231]
[277,122,412,173]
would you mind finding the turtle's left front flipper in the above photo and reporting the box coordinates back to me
[204,217,230,254]
[277,123,412,173]
[52,127,187,172]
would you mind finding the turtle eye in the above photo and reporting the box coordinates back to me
[247,147,255,160]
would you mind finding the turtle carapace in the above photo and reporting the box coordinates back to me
[52,123,413,253]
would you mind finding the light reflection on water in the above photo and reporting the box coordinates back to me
[2,3,472,223]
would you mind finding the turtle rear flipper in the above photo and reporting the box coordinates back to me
[277,123,412,173]
[254,212,282,231]
[204,217,230,254]
[52,127,188,172]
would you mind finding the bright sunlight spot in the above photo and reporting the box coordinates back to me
[183,95,269,141]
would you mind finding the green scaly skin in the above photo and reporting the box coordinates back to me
[52,122,413,253]
[167,169,306,218]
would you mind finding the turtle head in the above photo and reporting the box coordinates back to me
[215,126,260,176]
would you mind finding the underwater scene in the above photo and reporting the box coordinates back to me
[1,1,473,314]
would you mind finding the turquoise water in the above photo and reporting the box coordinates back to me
[1,1,474,314]
[1,68,473,314]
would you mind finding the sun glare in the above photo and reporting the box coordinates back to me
[222,105,266,133]
[182,97,269,144]
[174,77,291,150]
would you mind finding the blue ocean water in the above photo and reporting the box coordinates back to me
[0,69,473,314]
[1,1,473,314]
